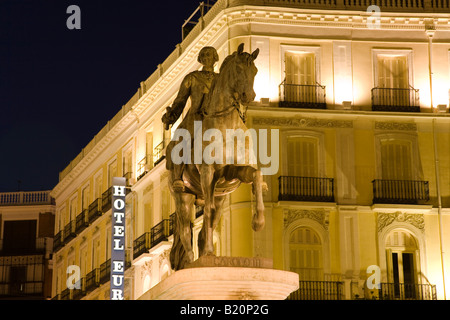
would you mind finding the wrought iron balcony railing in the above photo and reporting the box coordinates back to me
[53,231,63,252]
[133,213,175,260]
[0,281,44,298]
[85,268,100,293]
[287,281,344,300]
[63,221,76,244]
[279,176,334,202]
[88,198,102,224]
[279,81,326,109]
[153,141,165,166]
[379,283,437,300]
[75,209,89,234]
[371,87,420,112]
[101,187,113,213]
[372,179,429,204]
[99,259,111,285]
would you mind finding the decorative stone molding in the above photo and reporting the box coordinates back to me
[377,211,425,233]
[253,117,352,129]
[140,260,153,280]
[374,122,417,131]
[159,249,171,265]
[283,208,329,230]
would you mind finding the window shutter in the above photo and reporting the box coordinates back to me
[381,140,412,180]
[287,137,319,177]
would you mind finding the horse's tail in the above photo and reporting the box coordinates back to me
[169,217,191,271]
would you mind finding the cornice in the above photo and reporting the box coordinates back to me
[51,3,449,199]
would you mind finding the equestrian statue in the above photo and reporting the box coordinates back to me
[162,43,266,271]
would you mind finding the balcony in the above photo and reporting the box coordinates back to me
[0,237,47,256]
[53,231,63,252]
[85,268,100,293]
[137,154,153,181]
[153,141,165,166]
[133,214,175,260]
[371,87,420,112]
[372,179,430,205]
[72,280,85,300]
[101,187,113,213]
[99,259,111,284]
[287,281,344,300]
[278,176,335,202]
[279,81,326,109]
[88,198,102,224]
[75,209,89,234]
[63,221,76,244]
[379,283,437,300]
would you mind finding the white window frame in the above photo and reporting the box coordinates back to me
[372,48,414,88]
[281,130,326,177]
[280,45,322,85]
[374,132,423,181]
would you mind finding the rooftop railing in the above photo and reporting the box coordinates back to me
[0,191,54,206]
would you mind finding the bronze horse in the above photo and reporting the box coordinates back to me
[167,44,266,270]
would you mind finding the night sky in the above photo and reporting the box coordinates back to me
[0,0,203,192]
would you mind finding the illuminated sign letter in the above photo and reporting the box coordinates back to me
[110,177,126,300]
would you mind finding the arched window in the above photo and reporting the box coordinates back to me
[289,227,323,281]
[385,230,420,299]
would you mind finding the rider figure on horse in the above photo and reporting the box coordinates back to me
[162,46,219,193]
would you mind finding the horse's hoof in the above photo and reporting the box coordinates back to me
[173,180,185,193]
[252,214,265,231]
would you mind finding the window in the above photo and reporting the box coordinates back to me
[92,238,101,269]
[380,139,413,180]
[372,49,417,111]
[385,230,419,298]
[82,185,90,210]
[287,136,319,177]
[94,173,103,200]
[289,227,323,281]
[285,51,316,86]
[3,220,37,255]
[377,55,409,89]
[123,148,133,178]
[280,46,325,108]
[107,160,117,188]
[70,197,78,221]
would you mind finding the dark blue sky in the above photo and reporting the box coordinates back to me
[0,0,203,192]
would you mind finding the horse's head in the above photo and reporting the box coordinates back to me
[220,43,259,105]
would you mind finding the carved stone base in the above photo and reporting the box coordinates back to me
[138,257,299,300]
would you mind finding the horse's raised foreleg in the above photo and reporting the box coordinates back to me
[199,165,217,256]
[251,170,266,231]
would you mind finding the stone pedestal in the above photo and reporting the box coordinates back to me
[138,257,299,300]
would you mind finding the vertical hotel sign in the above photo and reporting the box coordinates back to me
[110,177,126,300]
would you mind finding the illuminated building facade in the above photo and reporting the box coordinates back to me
[50,0,450,300]
[0,191,55,299]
